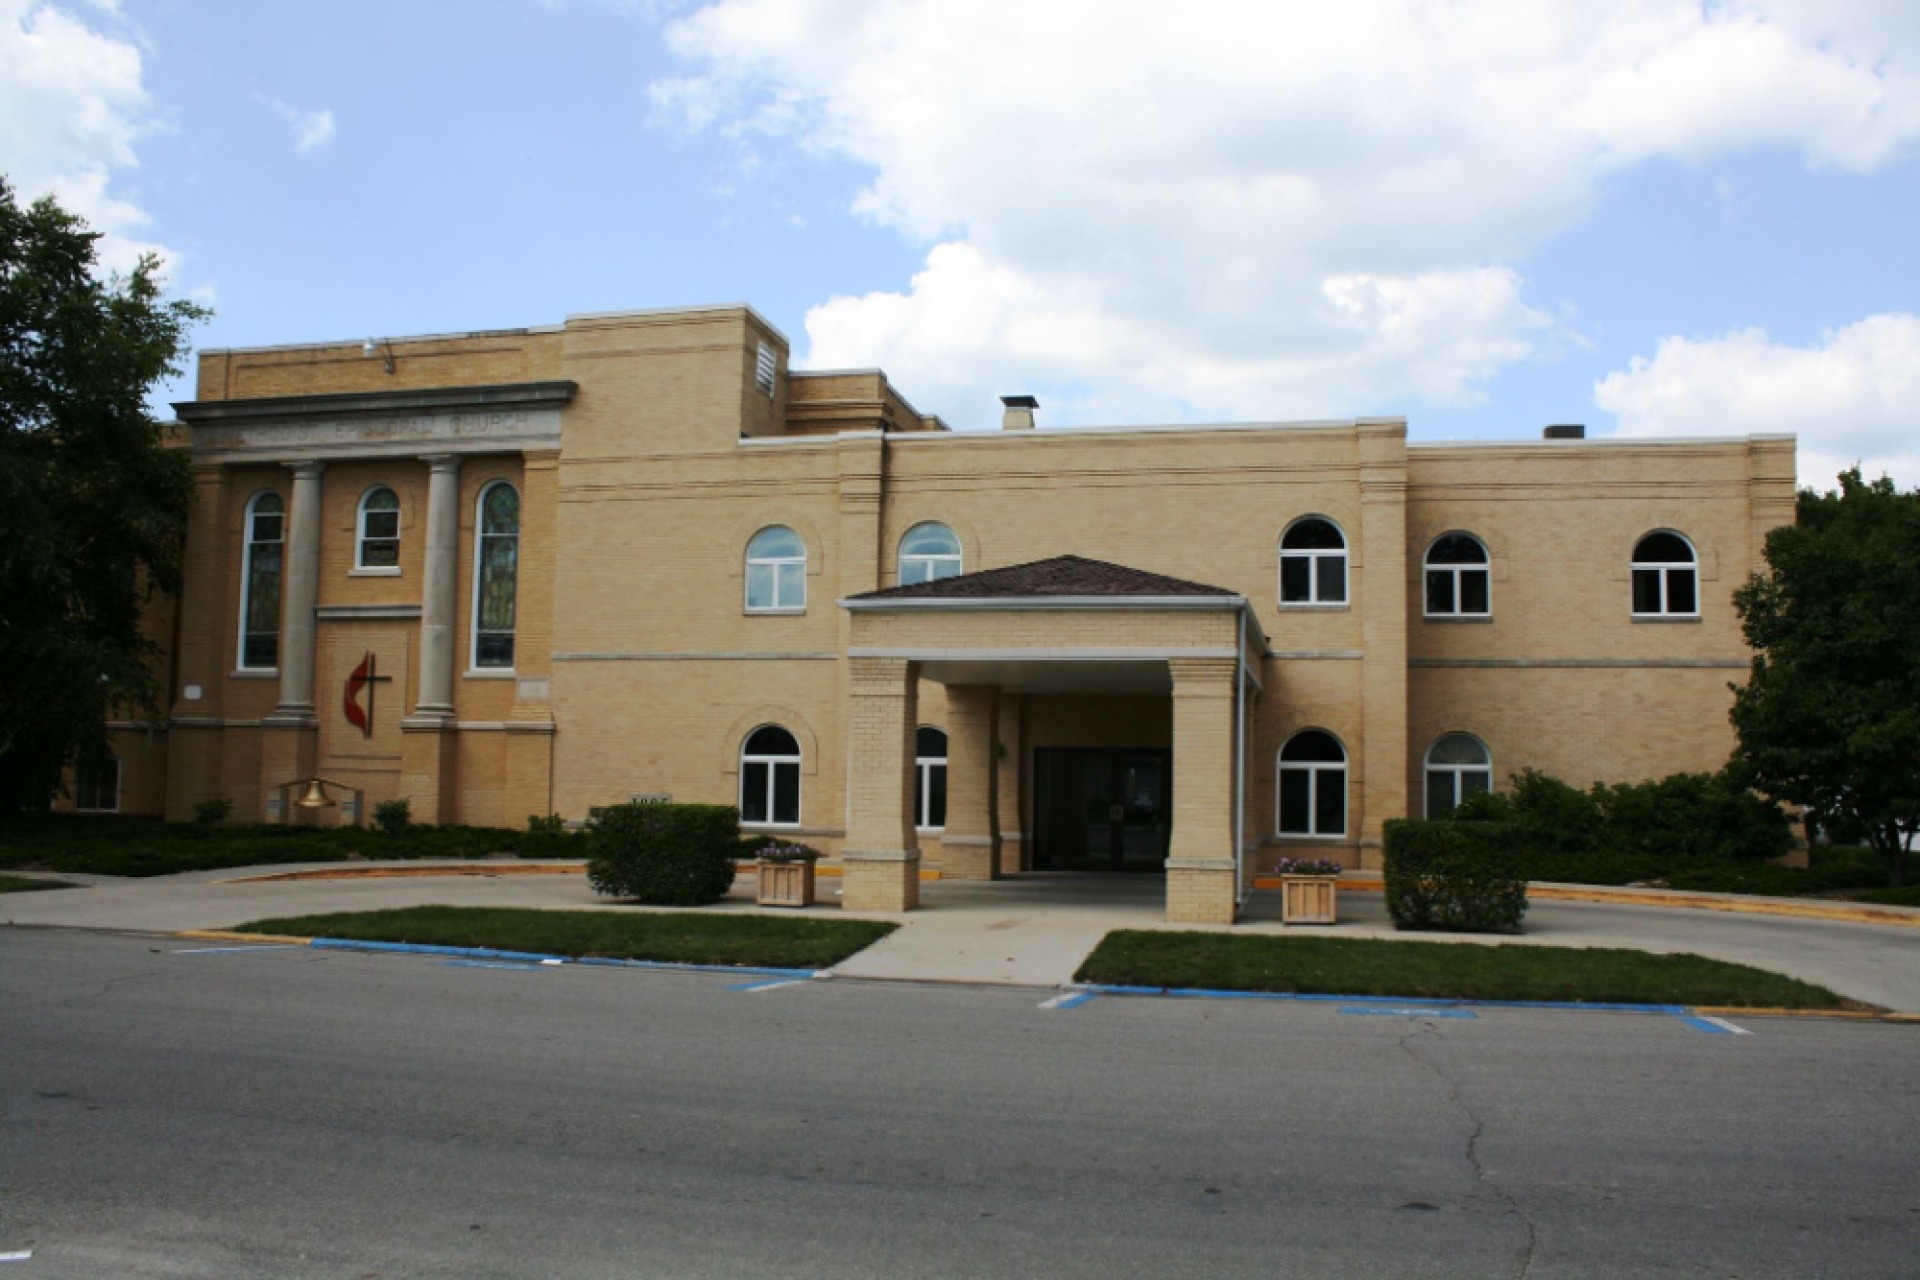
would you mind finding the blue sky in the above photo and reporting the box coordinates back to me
[5,1,1916,486]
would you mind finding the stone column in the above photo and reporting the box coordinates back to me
[1166,656,1239,924]
[271,459,325,719]
[841,656,921,912]
[410,453,462,724]
[939,684,1000,880]
[1357,421,1409,870]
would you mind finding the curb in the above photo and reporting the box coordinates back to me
[1076,983,1919,1023]
[216,861,941,884]
[177,929,823,980]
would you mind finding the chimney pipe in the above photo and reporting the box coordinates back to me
[1543,423,1585,440]
[1001,395,1039,430]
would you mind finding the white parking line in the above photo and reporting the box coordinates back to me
[1698,1015,1754,1035]
[171,945,299,954]
[0,1249,33,1262]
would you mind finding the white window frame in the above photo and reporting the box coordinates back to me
[740,726,802,828]
[1631,530,1700,619]
[744,526,807,613]
[1277,730,1348,837]
[1423,532,1491,619]
[470,481,520,673]
[74,756,121,813]
[898,522,963,586]
[1424,733,1493,819]
[1278,517,1349,608]
[915,727,948,832]
[354,486,402,574]
[238,490,284,672]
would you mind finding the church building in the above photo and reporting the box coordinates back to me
[90,303,1796,923]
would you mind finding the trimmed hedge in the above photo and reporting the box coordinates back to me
[1384,819,1529,934]
[586,803,739,905]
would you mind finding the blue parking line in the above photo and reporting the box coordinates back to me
[1040,991,1099,1011]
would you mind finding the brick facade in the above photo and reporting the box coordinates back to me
[89,302,1793,924]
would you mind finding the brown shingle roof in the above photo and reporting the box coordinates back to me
[848,555,1238,601]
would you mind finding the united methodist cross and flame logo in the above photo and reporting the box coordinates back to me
[342,651,392,738]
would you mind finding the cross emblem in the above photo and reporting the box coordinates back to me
[343,651,393,738]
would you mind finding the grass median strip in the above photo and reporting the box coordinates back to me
[235,906,896,970]
[1075,931,1856,1009]
[0,874,80,893]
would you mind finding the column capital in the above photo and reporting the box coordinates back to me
[419,452,463,473]
[284,458,326,479]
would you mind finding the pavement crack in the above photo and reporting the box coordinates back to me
[1398,1021,1539,1279]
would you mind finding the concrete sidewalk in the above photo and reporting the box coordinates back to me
[6,862,1920,1013]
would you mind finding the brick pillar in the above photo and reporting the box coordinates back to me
[1166,656,1238,924]
[939,684,999,880]
[261,460,323,822]
[165,464,231,821]
[842,656,920,911]
[505,450,558,822]
[1357,421,1409,870]
[995,691,1026,874]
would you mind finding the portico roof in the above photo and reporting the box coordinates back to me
[844,555,1238,605]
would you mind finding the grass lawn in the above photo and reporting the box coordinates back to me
[0,874,80,893]
[1076,931,1855,1009]
[234,906,896,969]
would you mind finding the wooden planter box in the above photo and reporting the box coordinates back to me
[756,859,816,908]
[1280,875,1338,925]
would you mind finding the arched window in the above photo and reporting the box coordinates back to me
[1279,518,1348,606]
[916,726,948,831]
[1631,531,1698,617]
[899,522,962,585]
[356,487,401,570]
[1424,533,1490,617]
[1425,733,1492,819]
[1278,730,1347,836]
[239,492,284,670]
[745,526,806,611]
[741,725,801,826]
[473,482,520,669]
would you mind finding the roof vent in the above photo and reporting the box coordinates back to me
[1000,394,1039,430]
[1543,423,1585,440]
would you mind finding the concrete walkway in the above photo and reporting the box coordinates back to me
[6,862,1920,1013]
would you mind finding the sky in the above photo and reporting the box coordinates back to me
[4,0,1917,488]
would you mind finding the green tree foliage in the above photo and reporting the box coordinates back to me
[0,179,207,811]
[1730,469,1920,886]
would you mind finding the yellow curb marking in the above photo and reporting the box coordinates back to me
[173,929,314,945]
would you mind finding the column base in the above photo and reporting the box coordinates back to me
[1165,859,1238,925]
[937,834,998,881]
[840,851,921,912]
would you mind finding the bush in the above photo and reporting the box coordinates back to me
[192,798,233,826]
[1384,819,1529,933]
[527,813,567,834]
[1594,769,1794,863]
[587,803,739,905]
[372,798,412,835]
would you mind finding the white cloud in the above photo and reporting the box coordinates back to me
[262,97,336,153]
[1594,315,1920,489]
[655,0,1920,428]
[0,0,164,271]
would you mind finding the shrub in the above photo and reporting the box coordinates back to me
[372,798,412,835]
[527,813,567,834]
[587,803,739,905]
[1384,819,1529,933]
[192,798,233,826]
[1594,769,1794,863]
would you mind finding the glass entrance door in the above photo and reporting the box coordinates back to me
[1033,748,1171,871]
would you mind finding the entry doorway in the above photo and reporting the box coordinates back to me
[1033,748,1171,871]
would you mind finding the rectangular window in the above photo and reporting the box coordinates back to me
[1666,569,1697,614]
[755,343,777,397]
[917,762,948,830]
[772,761,801,825]
[1317,557,1347,604]
[1632,568,1663,614]
[1314,773,1346,835]
[1460,570,1490,615]
[746,562,775,610]
[75,758,120,812]
[1279,558,1312,603]
[1425,572,1455,614]
[1426,771,1453,819]
[1278,770,1311,834]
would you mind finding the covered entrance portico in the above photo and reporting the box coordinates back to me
[837,556,1268,924]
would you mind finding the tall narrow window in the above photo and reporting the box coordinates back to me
[239,492,284,670]
[1425,733,1492,818]
[473,482,519,669]
[1631,531,1698,617]
[74,756,120,813]
[899,522,962,585]
[745,526,806,612]
[741,725,801,826]
[755,342,777,397]
[916,727,948,831]
[1279,518,1348,605]
[1278,730,1347,836]
[356,487,401,570]
[1424,533,1490,617]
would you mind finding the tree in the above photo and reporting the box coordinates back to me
[0,178,207,813]
[1730,469,1920,886]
